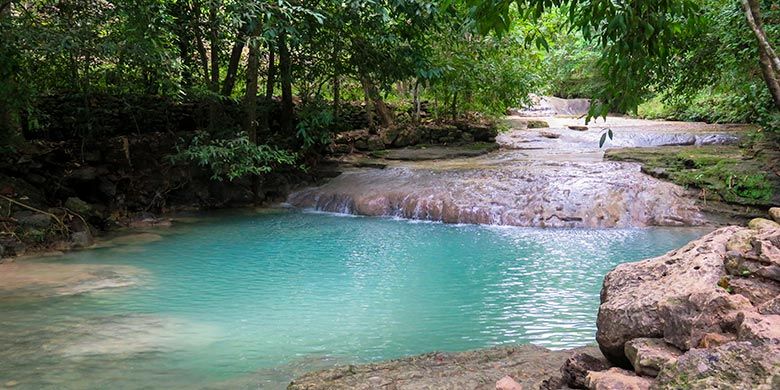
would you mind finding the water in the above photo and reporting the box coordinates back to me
[0,210,707,389]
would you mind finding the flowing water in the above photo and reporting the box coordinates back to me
[0,210,708,389]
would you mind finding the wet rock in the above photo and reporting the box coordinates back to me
[526,120,549,129]
[13,211,52,228]
[365,135,385,151]
[66,166,98,181]
[568,125,588,131]
[64,197,93,216]
[539,131,560,139]
[584,368,653,390]
[70,230,94,248]
[655,342,780,389]
[749,218,780,231]
[561,352,610,388]
[379,127,401,146]
[289,345,601,390]
[596,227,751,364]
[624,338,681,377]
[128,212,172,228]
[769,207,780,223]
[393,127,421,147]
[496,375,523,390]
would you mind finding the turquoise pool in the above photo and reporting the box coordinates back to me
[0,210,707,389]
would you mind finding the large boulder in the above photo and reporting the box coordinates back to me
[596,226,749,365]
[770,207,780,223]
[596,224,780,388]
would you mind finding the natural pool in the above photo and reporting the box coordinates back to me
[0,210,708,389]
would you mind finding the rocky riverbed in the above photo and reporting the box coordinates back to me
[289,116,751,228]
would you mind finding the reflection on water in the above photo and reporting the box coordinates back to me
[0,210,709,389]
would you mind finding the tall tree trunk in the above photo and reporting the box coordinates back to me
[221,35,245,96]
[359,76,393,131]
[278,31,294,134]
[261,43,276,133]
[172,0,194,87]
[332,43,341,121]
[413,80,421,124]
[742,0,780,109]
[207,0,220,132]
[360,76,376,132]
[243,34,261,203]
[0,1,18,140]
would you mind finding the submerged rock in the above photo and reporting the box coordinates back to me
[288,345,601,390]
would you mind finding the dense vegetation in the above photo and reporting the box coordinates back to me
[0,0,779,178]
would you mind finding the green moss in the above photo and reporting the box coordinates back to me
[605,144,777,206]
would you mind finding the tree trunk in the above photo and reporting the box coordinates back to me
[413,80,421,123]
[359,76,393,130]
[332,44,341,121]
[207,0,220,131]
[222,35,245,96]
[360,76,376,132]
[451,90,458,121]
[278,31,294,134]
[742,0,780,109]
[261,43,276,134]
[244,34,261,203]
[0,1,18,140]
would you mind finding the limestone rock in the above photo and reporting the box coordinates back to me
[696,332,735,348]
[596,227,750,365]
[526,120,549,129]
[757,296,780,315]
[64,197,93,216]
[568,125,589,131]
[496,375,523,390]
[728,277,780,306]
[584,368,654,390]
[70,230,93,248]
[736,312,780,344]
[560,352,609,389]
[624,338,681,377]
[13,211,52,228]
[539,131,560,139]
[655,342,780,389]
[769,207,780,223]
[749,218,780,231]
